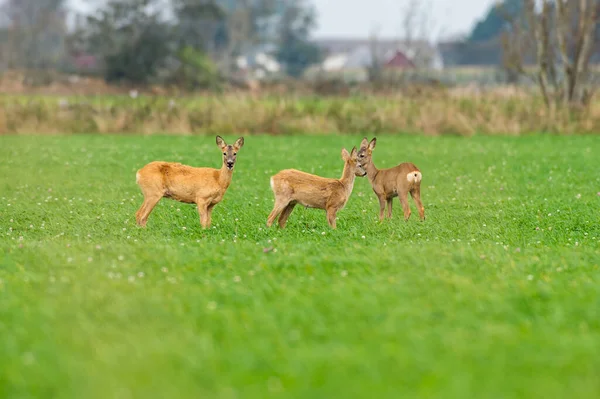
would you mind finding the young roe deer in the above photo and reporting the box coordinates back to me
[135,135,244,229]
[358,137,425,222]
[266,147,366,229]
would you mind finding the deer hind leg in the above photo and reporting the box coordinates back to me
[278,202,296,228]
[399,190,411,221]
[267,198,290,227]
[410,185,425,221]
[136,193,162,227]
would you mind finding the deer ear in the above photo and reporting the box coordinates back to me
[350,146,357,158]
[369,137,377,151]
[360,137,369,149]
[234,137,244,149]
[216,135,226,148]
[341,148,350,161]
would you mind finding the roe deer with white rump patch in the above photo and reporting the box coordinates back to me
[266,147,366,229]
[135,135,244,229]
[358,137,425,222]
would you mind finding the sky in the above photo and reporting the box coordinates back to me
[311,0,496,40]
[68,0,496,41]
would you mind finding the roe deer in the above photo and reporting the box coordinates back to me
[135,135,244,229]
[358,137,425,222]
[266,147,366,229]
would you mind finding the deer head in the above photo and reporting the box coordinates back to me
[342,146,367,177]
[357,137,376,166]
[216,135,244,170]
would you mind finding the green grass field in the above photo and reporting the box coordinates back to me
[1,134,599,398]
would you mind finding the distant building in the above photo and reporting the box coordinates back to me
[314,38,443,70]
[306,37,443,81]
[385,50,416,69]
[235,46,282,80]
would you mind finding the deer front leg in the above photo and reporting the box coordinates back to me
[386,197,393,219]
[206,203,216,228]
[377,195,386,222]
[399,191,411,221]
[196,201,210,229]
[326,207,337,229]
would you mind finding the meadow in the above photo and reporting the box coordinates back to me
[1,133,600,398]
[2,90,600,136]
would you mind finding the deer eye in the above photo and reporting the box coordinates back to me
[234,153,237,156]
[223,152,226,155]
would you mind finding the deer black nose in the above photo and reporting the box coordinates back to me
[227,161,234,167]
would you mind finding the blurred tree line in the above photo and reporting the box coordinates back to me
[0,0,322,87]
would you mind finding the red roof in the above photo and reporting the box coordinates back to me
[384,51,416,69]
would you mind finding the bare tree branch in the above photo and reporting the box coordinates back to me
[368,24,382,82]
[573,0,597,102]
[511,0,598,108]
[498,2,536,84]
[524,0,551,107]
[555,0,571,101]
[398,0,443,69]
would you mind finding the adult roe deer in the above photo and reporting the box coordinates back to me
[358,137,425,222]
[266,147,366,229]
[135,135,244,229]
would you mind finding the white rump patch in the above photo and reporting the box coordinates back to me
[270,177,274,191]
[406,171,422,184]
[135,171,140,184]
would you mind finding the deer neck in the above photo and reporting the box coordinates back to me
[339,161,356,193]
[365,160,379,182]
[218,164,234,188]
